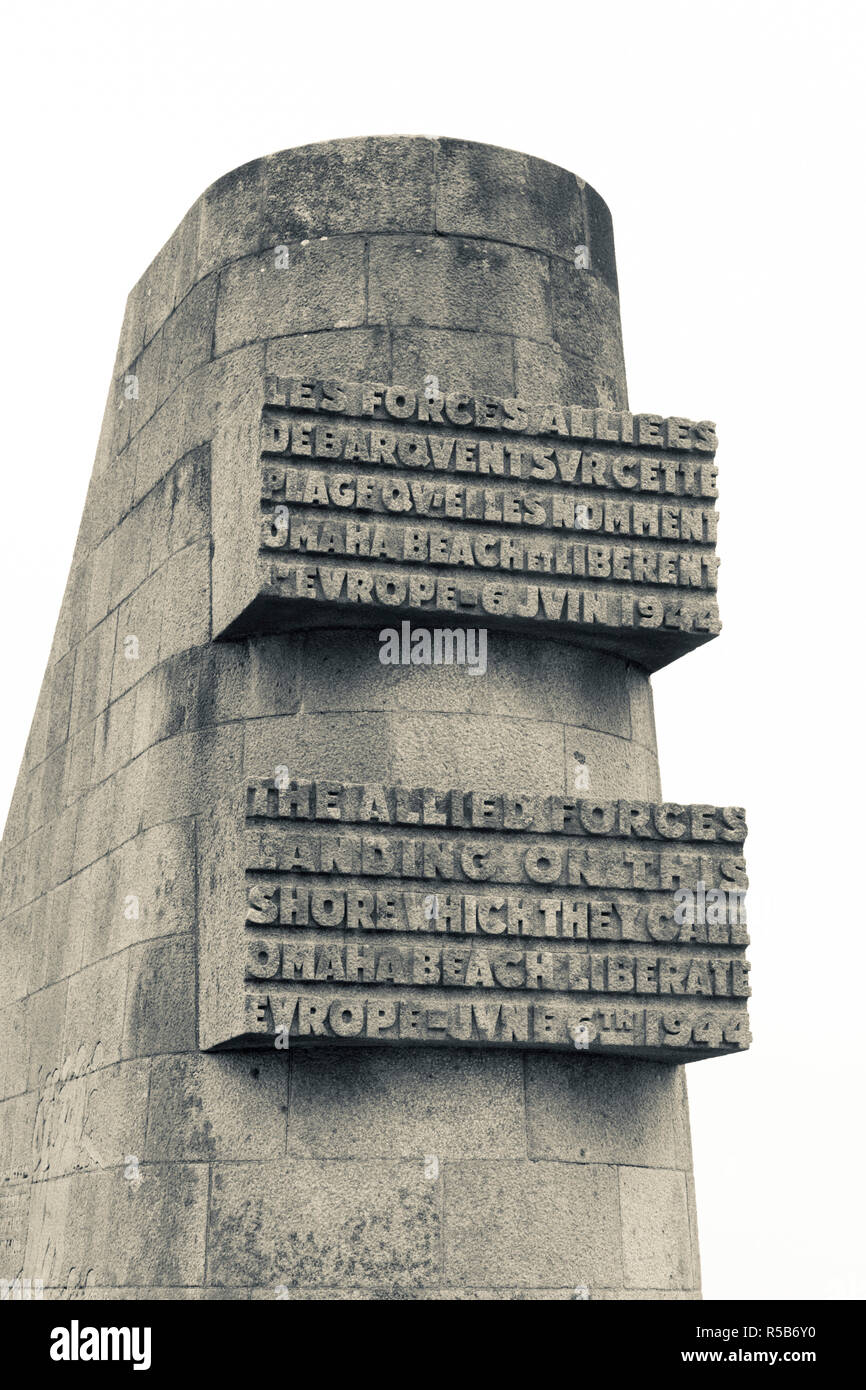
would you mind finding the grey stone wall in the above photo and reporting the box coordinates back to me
[0,138,700,1299]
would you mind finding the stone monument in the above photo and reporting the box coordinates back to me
[0,138,749,1299]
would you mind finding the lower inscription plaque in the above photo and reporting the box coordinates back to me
[198,778,751,1061]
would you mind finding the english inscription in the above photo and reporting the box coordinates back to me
[198,779,751,1060]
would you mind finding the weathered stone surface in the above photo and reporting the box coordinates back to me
[525,1053,685,1166]
[111,569,165,700]
[435,138,586,260]
[368,235,554,340]
[116,327,163,453]
[207,1160,440,1288]
[266,327,390,384]
[686,1173,702,1288]
[156,539,210,659]
[156,274,218,409]
[28,881,80,992]
[131,642,301,757]
[514,336,626,411]
[78,820,196,966]
[286,1046,525,1159]
[215,242,367,355]
[390,327,516,397]
[141,725,243,825]
[584,184,620,295]
[64,954,128,1071]
[147,446,211,571]
[26,979,70,1094]
[0,1001,29,1100]
[0,904,30,1004]
[146,1054,288,1161]
[122,936,196,1058]
[0,137,735,1301]
[241,708,569,790]
[0,1090,38,1185]
[69,615,116,733]
[45,651,76,757]
[130,344,265,504]
[563,725,662,798]
[31,1165,208,1288]
[261,136,436,243]
[296,628,630,732]
[242,710,400,785]
[619,1166,696,1289]
[196,160,263,282]
[550,256,626,371]
[31,1054,151,1182]
[443,1161,621,1288]
[70,753,148,873]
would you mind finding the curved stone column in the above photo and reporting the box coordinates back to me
[0,138,700,1299]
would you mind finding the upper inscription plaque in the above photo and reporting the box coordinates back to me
[212,377,722,670]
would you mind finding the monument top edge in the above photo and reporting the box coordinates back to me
[198,135,595,205]
[125,132,619,318]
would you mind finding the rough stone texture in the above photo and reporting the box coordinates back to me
[0,137,701,1300]
[443,1161,621,1289]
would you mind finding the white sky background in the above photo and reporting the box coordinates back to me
[1,0,863,1300]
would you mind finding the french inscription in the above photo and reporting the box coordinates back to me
[211,378,723,669]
